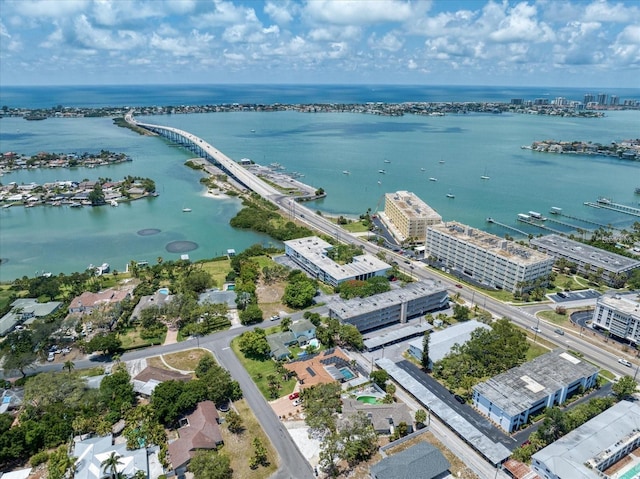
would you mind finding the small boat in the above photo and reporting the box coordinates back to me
[429,177,437,182]
[250,129,256,133]
[384,159,391,163]
[70,202,82,208]
[439,160,445,164]
[377,181,382,185]
[342,170,351,175]
[182,207,192,212]
[110,200,118,207]
[2,204,12,209]
[420,168,426,171]
[378,169,386,174]
[481,175,490,180]
[446,193,455,198]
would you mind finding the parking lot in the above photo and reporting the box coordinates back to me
[550,289,601,303]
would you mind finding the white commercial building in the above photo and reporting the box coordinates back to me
[532,401,640,479]
[530,234,640,287]
[284,236,391,287]
[472,349,599,433]
[383,191,442,244]
[425,222,554,293]
[592,292,640,343]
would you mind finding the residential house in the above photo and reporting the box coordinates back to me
[0,298,62,335]
[369,442,450,479]
[168,401,223,475]
[342,398,413,435]
[68,288,132,315]
[73,434,149,479]
[132,366,191,397]
[284,348,357,388]
[289,319,316,346]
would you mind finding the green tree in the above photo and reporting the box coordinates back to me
[249,437,269,469]
[189,450,232,479]
[338,324,364,350]
[86,333,122,356]
[88,183,106,206]
[421,332,430,371]
[282,274,317,309]
[63,360,75,374]
[318,432,341,478]
[453,303,471,321]
[238,328,270,359]
[370,370,389,389]
[280,317,292,332]
[613,375,638,400]
[239,303,263,325]
[47,446,77,479]
[339,411,378,466]
[195,355,217,378]
[414,409,427,427]
[225,410,243,433]
[302,383,342,435]
[101,451,123,479]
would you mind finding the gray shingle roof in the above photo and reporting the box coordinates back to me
[370,442,450,479]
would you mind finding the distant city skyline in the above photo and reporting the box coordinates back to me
[0,0,639,88]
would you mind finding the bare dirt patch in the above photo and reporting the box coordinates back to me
[255,279,289,318]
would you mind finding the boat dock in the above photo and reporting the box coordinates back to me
[486,217,529,236]
[584,198,640,217]
[516,216,565,234]
[550,208,616,229]
[544,216,585,230]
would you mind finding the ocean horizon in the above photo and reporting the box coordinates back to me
[2,83,639,110]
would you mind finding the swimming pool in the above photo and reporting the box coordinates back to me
[357,395,381,405]
[158,288,170,295]
[619,463,640,479]
[340,367,355,380]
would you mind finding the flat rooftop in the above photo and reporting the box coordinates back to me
[284,236,391,281]
[377,358,512,465]
[533,400,640,479]
[385,191,442,221]
[530,234,640,273]
[328,280,447,320]
[429,222,552,265]
[473,349,599,417]
[597,292,640,317]
[408,319,491,363]
[363,320,433,350]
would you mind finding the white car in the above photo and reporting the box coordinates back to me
[292,399,301,407]
[618,358,632,367]
[531,326,542,333]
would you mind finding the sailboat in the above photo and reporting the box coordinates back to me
[446,190,455,198]
[481,167,490,180]
[384,159,391,164]
[182,206,192,212]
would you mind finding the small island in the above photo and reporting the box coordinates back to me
[523,138,639,160]
[0,175,156,208]
[0,150,132,174]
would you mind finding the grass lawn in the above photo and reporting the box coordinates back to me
[147,348,211,373]
[219,399,278,479]
[231,338,297,399]
[200,258,233,288]
[341,221,370,233]
[538,310,571,325]
[0,285,17,311]
[599,370,616,381]
[554,273,588,291]
[119,328,166,350]
[526,342,550,361]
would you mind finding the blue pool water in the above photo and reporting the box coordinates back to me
[620,463,640,479]
[227,284,235,290]
[340,367,355,380]
[158,288,170,295]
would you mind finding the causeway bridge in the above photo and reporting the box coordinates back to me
[125,112,280,200]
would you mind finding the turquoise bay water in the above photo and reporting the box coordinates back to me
[1,110,639,281]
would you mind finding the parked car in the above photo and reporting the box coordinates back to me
[270,315,280,321]
[288,392,299,400]
[557,291,567,298]
[454,394,465,404]
[292,399,301,407]
[47,353,55,362]
[618,358,632,367]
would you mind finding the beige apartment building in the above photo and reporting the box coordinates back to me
[383,191,442,244]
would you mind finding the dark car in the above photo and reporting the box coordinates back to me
[454,394,465,404]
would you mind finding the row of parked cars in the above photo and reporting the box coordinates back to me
[47,345,71,361]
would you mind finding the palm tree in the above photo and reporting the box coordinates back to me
[63,360,75,374]
[101,451,123,479]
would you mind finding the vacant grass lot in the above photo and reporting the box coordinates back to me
[231,338,297,399]
[219,399,278,479]
[146,348,211,373]
[119,327,166,350]
[538,309,570,325]
[200,258,233,288]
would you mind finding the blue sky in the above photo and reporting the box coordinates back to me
[1,0,639,87]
